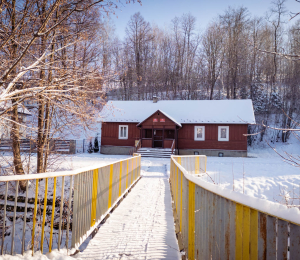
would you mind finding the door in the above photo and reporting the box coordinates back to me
[153,129,163,148]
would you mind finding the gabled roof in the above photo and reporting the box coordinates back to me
[101,99,256,124]
[136,110,182,127]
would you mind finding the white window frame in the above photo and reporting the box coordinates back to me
[119,125,128,139]
[194,126,205,141]
[218,126,229,141]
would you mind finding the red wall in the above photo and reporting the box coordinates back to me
[142,139,152,147]
[178,124,247,151]
[101,122,140,147]
[102,122,248,151]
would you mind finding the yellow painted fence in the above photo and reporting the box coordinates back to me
[0,154,141,256]
[170,155,300,260]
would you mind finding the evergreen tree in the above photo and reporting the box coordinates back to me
[87,140,93,153]
[94,137,99,153]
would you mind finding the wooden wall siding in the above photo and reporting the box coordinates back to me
[164,140,173,149]
[142,139,152,148]
[178,124,248,151]
[140,111,177,128]
[101,122,140,147]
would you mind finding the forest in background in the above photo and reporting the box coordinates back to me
[0,0,299,177]
[102,0,300,145]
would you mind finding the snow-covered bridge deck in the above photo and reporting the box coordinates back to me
[77,163,181,260]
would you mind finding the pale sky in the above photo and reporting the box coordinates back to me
[111,0,299,39]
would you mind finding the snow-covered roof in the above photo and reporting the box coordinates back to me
[101,100,256,124]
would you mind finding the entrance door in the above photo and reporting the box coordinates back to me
[153,129,163,148]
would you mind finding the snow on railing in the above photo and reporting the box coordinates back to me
[0,154,141,256]
[170,155,300,260]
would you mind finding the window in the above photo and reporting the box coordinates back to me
[194,126,205,141]
[218,126,229,141]
[119,125,128,139]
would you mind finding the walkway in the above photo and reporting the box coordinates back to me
[77,163,181,260]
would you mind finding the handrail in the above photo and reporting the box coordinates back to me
[0,156,136,182]
[0,154,142,256]
[135,139,141,152]
[170,155,300,260]
[171,139,175,154]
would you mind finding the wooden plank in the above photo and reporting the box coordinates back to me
[71,175,78,248]
[1,182,8,255]
[194,185,201,260]
[219,196,225,260]
[235,203,243,260]
[182,176,189,253]
[266,215,276,260]
[208,191,213,259]
[31,179,39,255]
[180,171,183,232]
[258,212,267,260]
[199,186,205,259]
[66,175,73,250]
[188,181,195,260]
[203,189,209,260]
[224,198,230,260]
[119,162,122,197]
[290,223,300,259]
[277,219,288,260]
[229,201,236,260]
[242,206,250,260]
[250,209,258,260]
[58,176,65,250]
[108,165,114,208]
[214,194,220,259]
[11,180,19,255]
[40,178,48,253]
[22,181,29,255]
[212,194,217,260]
[91,169,98,227]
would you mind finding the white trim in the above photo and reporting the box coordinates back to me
[119,125,128,139]
[194,126,205,141]
[218,126,229,141]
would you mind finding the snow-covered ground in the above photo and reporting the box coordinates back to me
[77,162,180,260]
[2,136,299,206]
[52,138,300,206]
[203,138,300,206]
[1,137,300,259]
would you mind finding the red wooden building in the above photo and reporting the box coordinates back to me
[100,99,255,157]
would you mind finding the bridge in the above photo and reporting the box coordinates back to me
[0,154,299,259]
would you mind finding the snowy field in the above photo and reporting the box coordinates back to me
[1,138,300,259]
[52,139,300,206]
[40,136,300,207]
[1,138,300,206]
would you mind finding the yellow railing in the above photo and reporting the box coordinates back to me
[0,154,141,256]
[170,155,300,260]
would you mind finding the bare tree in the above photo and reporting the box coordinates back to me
[202,22,224,100]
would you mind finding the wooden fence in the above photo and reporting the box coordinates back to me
[0,154,141,256]
[170,155,300,260]
[0,139,76,154]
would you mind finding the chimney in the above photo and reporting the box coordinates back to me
[153,96,158,103]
